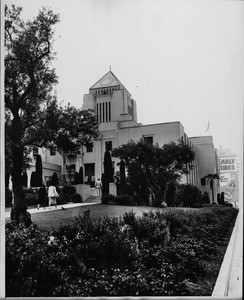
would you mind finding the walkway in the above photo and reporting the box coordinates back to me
[5,202,98,219]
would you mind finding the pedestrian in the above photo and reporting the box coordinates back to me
[48,181,59,208]
[95,178,102,196]
[38,184,47,209]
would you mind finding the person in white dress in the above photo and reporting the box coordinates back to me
[48,182,59,208]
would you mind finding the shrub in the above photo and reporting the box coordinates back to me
[114,194,135,206]
[201,192,210,204]
[71,193,82,203]
[5,188,12,207]
[6,206,238,297]
[24,188,39,206]
[176,184,201,207]
[59,185,76,203]
[101,194,116,204]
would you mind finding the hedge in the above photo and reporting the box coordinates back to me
[6,206,238,297]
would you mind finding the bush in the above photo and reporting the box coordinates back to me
[101,194,116,204]
[114,194,135,206]
[71,193,82,203]
[201,192,210,204]
[59,185,76,203]
[176,184,202,207]
[24,188,39,206]
[5,188,12,207]
[6,206,238,297]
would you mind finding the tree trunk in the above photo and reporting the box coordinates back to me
[11,144,31,226]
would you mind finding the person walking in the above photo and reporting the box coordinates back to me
[37,184,47,209]
[48,182,59,208]
[95,178,103,196]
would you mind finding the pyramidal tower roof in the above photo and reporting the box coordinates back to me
[90,71,131,95]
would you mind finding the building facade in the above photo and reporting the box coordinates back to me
[13,70,220,204]
[68,71,201,194]
[189,136,220,203]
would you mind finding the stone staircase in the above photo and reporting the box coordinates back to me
[83,195,101,204]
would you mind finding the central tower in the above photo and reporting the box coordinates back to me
[83,71,137,127]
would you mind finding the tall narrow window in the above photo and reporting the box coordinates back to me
[96,103,99,122]
[109,102,111,121]
[99,103,102,122]
[102,102,105,122]
[105,102,108,122]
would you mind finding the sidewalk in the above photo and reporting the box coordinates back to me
[5,202,98,219]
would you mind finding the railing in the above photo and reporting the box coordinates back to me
[212,213,242,297]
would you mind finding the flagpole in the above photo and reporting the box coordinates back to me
[206,120,210,135]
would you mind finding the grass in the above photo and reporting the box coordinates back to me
[26,204,167,231]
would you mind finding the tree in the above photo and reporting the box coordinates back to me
[35,155,43,187]
[22,171,28,187]
[104,150,114,183]
[119,159,126,185]
[51,172,59,186]
[5,6,99,226]
[111,138,195,205]
[176,183,202,207]
[102,150,114,195]
[78,167,83,184]
[30,171,37,187]
[203,174,220,204]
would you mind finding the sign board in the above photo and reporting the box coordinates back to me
[218,156,238,205]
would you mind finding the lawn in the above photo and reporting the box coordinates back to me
[29,204,168,231]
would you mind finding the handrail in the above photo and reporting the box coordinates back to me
[212,213,241,297]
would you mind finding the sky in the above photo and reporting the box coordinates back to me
[3,0,244,160]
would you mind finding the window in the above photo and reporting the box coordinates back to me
[201,178,206,186]
[105,141,112,151]
[86,143,93,153]
[144,136,153,145]
[84,163,95,185]
[50,145,56,156]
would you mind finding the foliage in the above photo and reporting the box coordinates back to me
[114,194,136,206]
[77,167,83,184]
[111,138,195,205]
[74,172,79,185]
[4,5,99,226]
[164,181,177,207]
[59,185,76,203]
[22,171,28,187]
[71,193,82,203]
[175,184,202,207]
[6,206,238,297]
[51,172,59,186]
[6,188,13,207]
[101,194,116,204]
[101,173,109,195]
[103,151,114,195]
[35,155,43,187]
[24,188,39,206]
[30,171,37,187]
[201,192,210,204]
